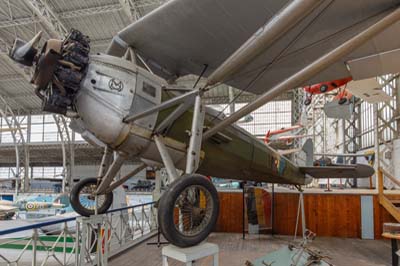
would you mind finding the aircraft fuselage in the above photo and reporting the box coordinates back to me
[73,54,308,185]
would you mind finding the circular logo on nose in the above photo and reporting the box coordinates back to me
[108,78,124,92]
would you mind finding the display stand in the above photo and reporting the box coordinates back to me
[147,228,169,247]
[162,242,219,266]
[294,187,307,242]
[382,232,400,266]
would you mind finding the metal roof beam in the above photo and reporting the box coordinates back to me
[0,0,168,28]
[91,38,112,48]
[60,4,122,19]
[2,93,37,99]
[22,0,68,38]
[119,0,138,22]
[0,38,110,55]
[0,17,41,28]
[0,74,24,81]
[0,5,122,27]
[0,38,33,110]
[0,53,32,82]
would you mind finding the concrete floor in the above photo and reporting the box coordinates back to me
[109,233,392,266]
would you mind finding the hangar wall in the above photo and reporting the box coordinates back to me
[215,191,397,239]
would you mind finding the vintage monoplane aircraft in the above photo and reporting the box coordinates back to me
[263,111,308,151]
[264,125,311,151]
[303,77,353,105]
[0,199,64,216]
[9,0,400,247]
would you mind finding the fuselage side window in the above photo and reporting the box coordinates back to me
[143,82,156,98]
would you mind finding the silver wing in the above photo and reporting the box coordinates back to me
[107,0,400,94]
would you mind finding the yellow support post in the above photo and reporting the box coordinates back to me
[378,167,384,197]
[377,167,400,222]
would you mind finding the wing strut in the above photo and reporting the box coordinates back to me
[203,6,400,140]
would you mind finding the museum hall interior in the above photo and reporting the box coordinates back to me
[1,0,400,265]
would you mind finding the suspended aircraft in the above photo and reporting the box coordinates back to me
[304,75,393,106]
[324,78,393,119]
[264,111,309,151]
[303,77,353,105]
[265,127,307,149]
[9,0,400,247]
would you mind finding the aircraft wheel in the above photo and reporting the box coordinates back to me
[320,84,328,93]
[158,174,219,247]
[338,98,347,105]
[70,178,113,217]
[304,98,312,106]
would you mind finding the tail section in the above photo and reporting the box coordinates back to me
[298,138,375,178]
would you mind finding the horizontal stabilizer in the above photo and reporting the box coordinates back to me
[299,164,374,179]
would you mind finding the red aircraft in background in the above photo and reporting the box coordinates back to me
[264,124,309,151]
[304,76,353,105]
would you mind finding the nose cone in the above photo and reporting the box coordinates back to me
[9,31,42,66]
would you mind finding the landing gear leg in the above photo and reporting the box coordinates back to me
[338,97,347,105]
[338,88,348,105]
[69,148,129,216]
[154,92,220,247]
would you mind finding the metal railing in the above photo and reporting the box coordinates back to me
[76,202,158,266]
[0,201,157,266]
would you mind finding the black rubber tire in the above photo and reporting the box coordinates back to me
[158,174,219,247]
[70,177,113,217]
[338,98,347,105]
[320,84,328,93]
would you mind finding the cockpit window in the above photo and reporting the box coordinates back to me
[142,82,156,98]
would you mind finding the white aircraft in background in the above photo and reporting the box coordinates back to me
[264,111,309,153]
[0,199,65,219]
[264,125,308,149]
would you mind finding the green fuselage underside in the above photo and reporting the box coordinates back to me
[156,92,307,185]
